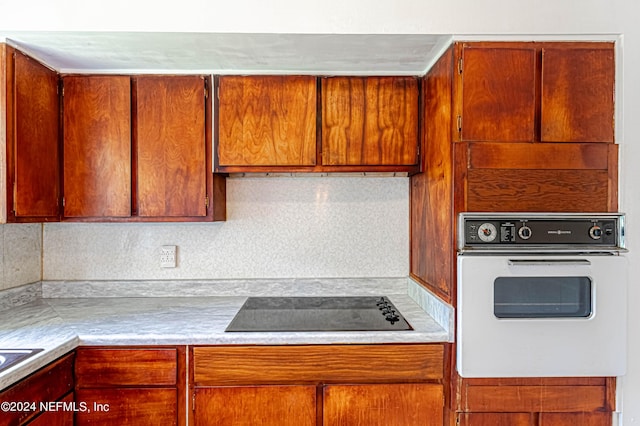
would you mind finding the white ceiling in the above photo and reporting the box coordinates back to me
[1,32,452,75]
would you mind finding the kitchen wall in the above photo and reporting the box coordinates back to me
[43,177,409,280]
[0,224,40,290]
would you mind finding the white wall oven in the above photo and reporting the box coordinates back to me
[457,213,627,378]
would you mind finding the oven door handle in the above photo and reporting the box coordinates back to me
[508,259,591,266]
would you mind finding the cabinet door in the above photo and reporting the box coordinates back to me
[62,75,131,218]
[75,388,177,425]
[27,393,74,426]
[457,45,537,142]
[134,76,207,217]
[194,386,316,426]
[11,51,60,220]
[323,383,443,426]
[539,412,612,426]
[217,75,316,167]
[541,46,615,143]
[457,413,535,426]
[322,77,418,165]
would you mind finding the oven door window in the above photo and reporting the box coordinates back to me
[494,277,592,318]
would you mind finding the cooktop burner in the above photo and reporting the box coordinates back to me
[225,296,412,332]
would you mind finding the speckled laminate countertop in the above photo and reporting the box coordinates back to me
[0,278,453,391]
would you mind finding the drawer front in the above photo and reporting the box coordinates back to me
[193,344,444,386]
[76,348,177,387]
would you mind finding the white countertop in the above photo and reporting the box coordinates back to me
[0,278,452,391]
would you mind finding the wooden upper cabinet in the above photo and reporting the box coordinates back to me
[456,45,537,142]
[455,42,615,143]
[540,47,615,142]
[134,75,207,218]
[217,75,317,167]
[322,77,419,166]
[62,75,131,218]
[5,48,60,222]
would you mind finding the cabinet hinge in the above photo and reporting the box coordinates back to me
[12,182,17,213]
[458,57,463,74]
[457,115,462,133]
[205,195,210,209]
[62,197,65,207]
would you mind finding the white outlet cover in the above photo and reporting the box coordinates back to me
[160,245,177,268]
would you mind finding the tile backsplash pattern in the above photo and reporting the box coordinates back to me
[43,177,409,280]
[0,224,41,290]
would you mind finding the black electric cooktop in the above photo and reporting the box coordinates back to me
[225,296,412,332]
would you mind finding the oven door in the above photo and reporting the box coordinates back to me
[457,254,627,378]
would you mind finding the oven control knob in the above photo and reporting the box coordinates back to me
[518,225,532,240]
[589,225,603,240]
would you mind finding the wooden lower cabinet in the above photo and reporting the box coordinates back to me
[75,388,178,425]
[0,352,74,426]
[194,385,316,426]
[458,412,612,426]
[324,383,443,426]
[27,393,74,426]
[191,344,445,425]
[74,346,184,426]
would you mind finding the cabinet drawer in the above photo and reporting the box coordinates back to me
[193,344,444,386]
[76,348,177,387]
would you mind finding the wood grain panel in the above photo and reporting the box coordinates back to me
[322,76,418,165]
[410,48,454,303]
[466,169,610,212]
[193,344,444,386]
[194,386,316,426]
[457,413,535,426]
[541,46,615,143]
[323,384,443,426]
[462,385,609,412]
[539,412,612,426]
[0,352,74,425]
[218,75,316,166]
[28,392,74,426]
[75,388,177,425]
[134,75,206,217]
[467,142,610,170]
[12,51,60,219]
[458,45,537,142]
[75,348,177,387]
[62,75,131,217]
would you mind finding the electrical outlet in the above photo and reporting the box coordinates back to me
[160,245,177,268]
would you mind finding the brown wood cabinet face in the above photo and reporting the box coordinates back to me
[27,393,74,426]
[539,412,612,426]
[410,48,455,303]
[62,75,131,218]
[0,352,74,426]
[75,388,177,425]
[194,386,316,426]
[217,75,316,167]
[457,413,535,426]
[12,51,60,220]
[457,45,537,142]
[75,348,177,387]
[323,383,443,426]
[541,47,615,143]
[322,77,418,166]
[463,142,617,212]
[193,344,444,386]
[134,76,207,217]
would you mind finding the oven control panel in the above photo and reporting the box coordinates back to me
[459,213,625,250]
